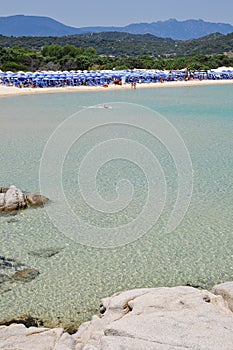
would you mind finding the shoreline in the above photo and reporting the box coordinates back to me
[0,282,232,349]
[0,79,232,97]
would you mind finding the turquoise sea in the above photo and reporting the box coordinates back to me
[0,85,232,329]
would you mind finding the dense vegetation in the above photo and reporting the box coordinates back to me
[1,31,233,56]
[1,31,233,72]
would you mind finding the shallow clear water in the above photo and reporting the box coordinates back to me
[0,85,232,328]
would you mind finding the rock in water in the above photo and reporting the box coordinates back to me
[1,185,27,212]
[0,193,5,209]
[0,187,9,193]
[0,185,49,213]
[11,269,40,282]
[0,257,39,291]
[26,193,49,207]
[5,185,27,211]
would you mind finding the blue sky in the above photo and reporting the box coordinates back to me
[1,0,233,27]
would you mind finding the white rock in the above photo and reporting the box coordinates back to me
[83,345,99,350]
[0,193,5,207]
[0,323,64,350]
[4,185,27,211]
[101,336,186,349]
[74,345,83,350]
[74,286,233,350]
[1,286,233,350]
[212,281,233,312]
[55,331,76,350]
[97,288,155,330]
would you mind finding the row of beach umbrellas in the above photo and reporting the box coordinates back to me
[0,68,233,88]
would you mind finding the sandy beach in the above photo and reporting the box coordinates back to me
[0,79,232,97]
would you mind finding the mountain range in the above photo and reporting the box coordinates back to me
[0,15,233,40]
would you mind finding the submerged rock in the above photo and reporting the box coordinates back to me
[0,185,48,213]
[11,268,40,282]
[28,248,62,258]
[26,193,49,207]
[0,256,40,289]
[0,256,24,270]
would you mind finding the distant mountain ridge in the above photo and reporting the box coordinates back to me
[0,15,233,40]
[0,15,80,37]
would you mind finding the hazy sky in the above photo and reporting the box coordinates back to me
[1,0,232,27]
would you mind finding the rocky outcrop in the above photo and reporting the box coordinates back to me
[75,284,233,349]
[0,186,27,212]
[0,185,48,213]
[0,282,233,349]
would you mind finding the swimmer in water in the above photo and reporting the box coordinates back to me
[99,104,112,109]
